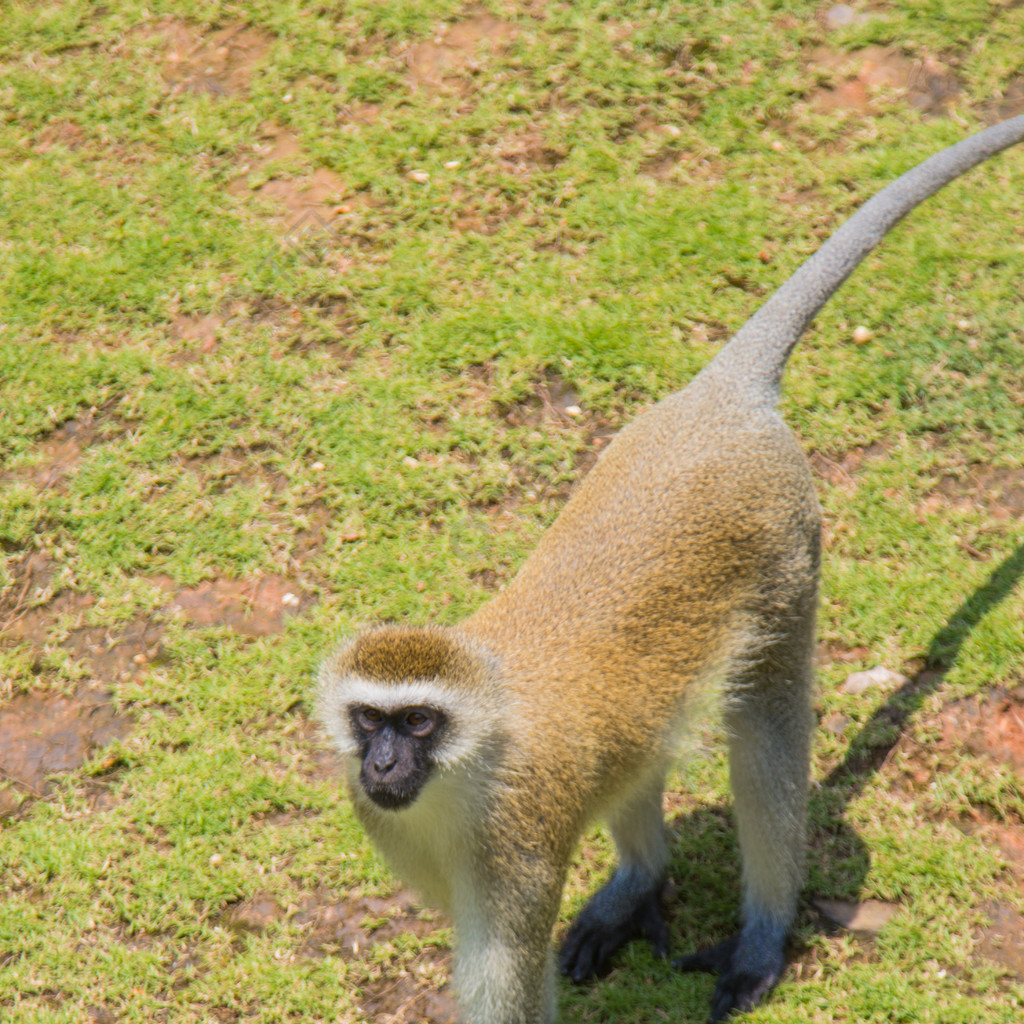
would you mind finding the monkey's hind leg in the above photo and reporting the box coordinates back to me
[675,637,813,1021]
[559,769,671,982]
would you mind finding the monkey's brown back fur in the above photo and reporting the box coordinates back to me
[459,377,820,832]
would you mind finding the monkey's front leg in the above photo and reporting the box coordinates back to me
[452,854,567,1024]
[559,772,671,981]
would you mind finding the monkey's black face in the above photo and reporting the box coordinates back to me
[350,705,446,811]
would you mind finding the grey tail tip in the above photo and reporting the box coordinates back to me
[703,113,1024,402]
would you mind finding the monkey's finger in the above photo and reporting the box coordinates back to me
[672,934,739,975]
[558,929,595,980]
[708,969,776,1023]
[644,911,671,959]
[562,932,614,982]
[558,927,587,976]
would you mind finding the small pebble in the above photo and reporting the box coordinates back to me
[825,4,857,30]
[814,897,899,933]
[842,665,907,695]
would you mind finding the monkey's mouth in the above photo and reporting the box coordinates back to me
[360,776,421,811]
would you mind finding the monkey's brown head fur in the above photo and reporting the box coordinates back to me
[344,625,493,686]
[316,624,506,773]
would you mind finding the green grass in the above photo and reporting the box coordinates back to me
[1,0,1023,1020]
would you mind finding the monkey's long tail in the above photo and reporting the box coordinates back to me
[706,114,1024,402]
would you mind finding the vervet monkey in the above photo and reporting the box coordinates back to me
[317,114,1024,1023]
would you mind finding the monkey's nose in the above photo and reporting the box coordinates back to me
[373,752,398,773]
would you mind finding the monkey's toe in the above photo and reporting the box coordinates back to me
[706,969,778,1022]
[559,888,669,982]
[674,934,781,1021]
[672,934,738,976]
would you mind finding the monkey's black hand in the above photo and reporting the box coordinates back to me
[674,934,782,1022]
[559,882,669,982]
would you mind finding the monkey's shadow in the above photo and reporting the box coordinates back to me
[568,542,1024,1020]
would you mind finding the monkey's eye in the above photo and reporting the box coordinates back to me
[358,707,384,730]
[404,708,435,737]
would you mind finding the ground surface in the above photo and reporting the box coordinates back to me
[1,1,1023,1021]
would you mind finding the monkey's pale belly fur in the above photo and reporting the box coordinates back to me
[317,115,1024,1024]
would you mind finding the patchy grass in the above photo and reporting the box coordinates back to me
[1,0,1023,1021]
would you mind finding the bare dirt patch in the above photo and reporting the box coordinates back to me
[0,552,160,687]
[295,892,440,953]
[639,147,725,185]
[169,313,224,356]
[808,47,961,116]
[293,501,332,565]
[230,122,349,231]
[360,971,458,1024]
[895,687,1024,802]
[975,901,1024,979]
[145,20,273,97]
[807,442,889,490]
[406,13,517,92]
[485,128,567,176]
[30,575,306,645]
[65,617,168,681]
[473,371,623,508]
[176,445,290,495]
[5,555,312,684]
[895,686,1024,906]
[451,188,522,235]
[31,120,87,154]
[818,640,874,667]
[0,410,108,491]
[0,685,132,818]
[985,76,1024,122]
[254,171,348,224]
[498,372,581,428]
[932,687,1024,770]
[4,557,310,687]
[157,575,311,636]
[962,811,1024,875]
[221,888,457,1022]
[931,465,1024,521]
[1,551,69,638]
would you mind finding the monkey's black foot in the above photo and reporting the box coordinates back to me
[559,882,669,982]
[674,934,783,1022]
